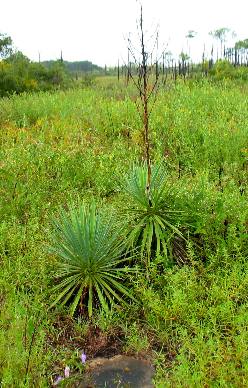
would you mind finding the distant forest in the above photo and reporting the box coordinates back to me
[41,60,103,74]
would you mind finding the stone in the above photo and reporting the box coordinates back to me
[76,355,155,388]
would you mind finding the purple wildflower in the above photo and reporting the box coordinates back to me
[81,353,87,364]
[54,376,63,386]
[64,366,70,378]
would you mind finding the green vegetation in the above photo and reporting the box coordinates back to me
[1,78,248,386]
[0,52,73,97]
[122,163,184,263]
[50,202,136,317]
[0,33,104,97]
[210,60,248,81]
[42,60,103,74]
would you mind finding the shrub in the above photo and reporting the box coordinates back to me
[210,60,248,81]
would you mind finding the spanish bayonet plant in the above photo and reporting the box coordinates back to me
[49,203,136,317]
[122,163,184,263]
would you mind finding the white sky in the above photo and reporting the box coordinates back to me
[1,0,248,66]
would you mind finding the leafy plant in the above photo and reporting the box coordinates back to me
[122,163,184,263]
[49,203,136,317]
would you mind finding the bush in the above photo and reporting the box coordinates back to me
[210,60,248,81]
[0,53,73,97]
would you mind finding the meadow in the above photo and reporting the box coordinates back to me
[0,77,248,387]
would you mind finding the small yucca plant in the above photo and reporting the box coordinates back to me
[122,163,184,262]
[49,203,136,317]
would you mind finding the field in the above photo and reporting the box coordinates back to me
[1,77,248,387]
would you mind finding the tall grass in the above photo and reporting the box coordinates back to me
[1,78,248,386]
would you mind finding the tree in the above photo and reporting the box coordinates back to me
[209,28,236,59]
[235,39,248,50]
[185,30,197,58]
[6,51,30,64]
[179,52,190,62]
[0,33,13,59]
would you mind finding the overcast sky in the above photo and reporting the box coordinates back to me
[1,0,248,65]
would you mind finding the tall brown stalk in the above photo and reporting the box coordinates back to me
[139,6,151,195]
[127,5,160,198]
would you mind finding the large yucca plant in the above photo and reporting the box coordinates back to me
[49,203,136,317]
[122,163,184,262]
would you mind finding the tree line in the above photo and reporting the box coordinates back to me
[1,28,248,97]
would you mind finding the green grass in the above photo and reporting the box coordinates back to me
[0,78,248,386]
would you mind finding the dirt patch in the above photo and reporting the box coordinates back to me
[47,314,124,359]
[82,326,125,359]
